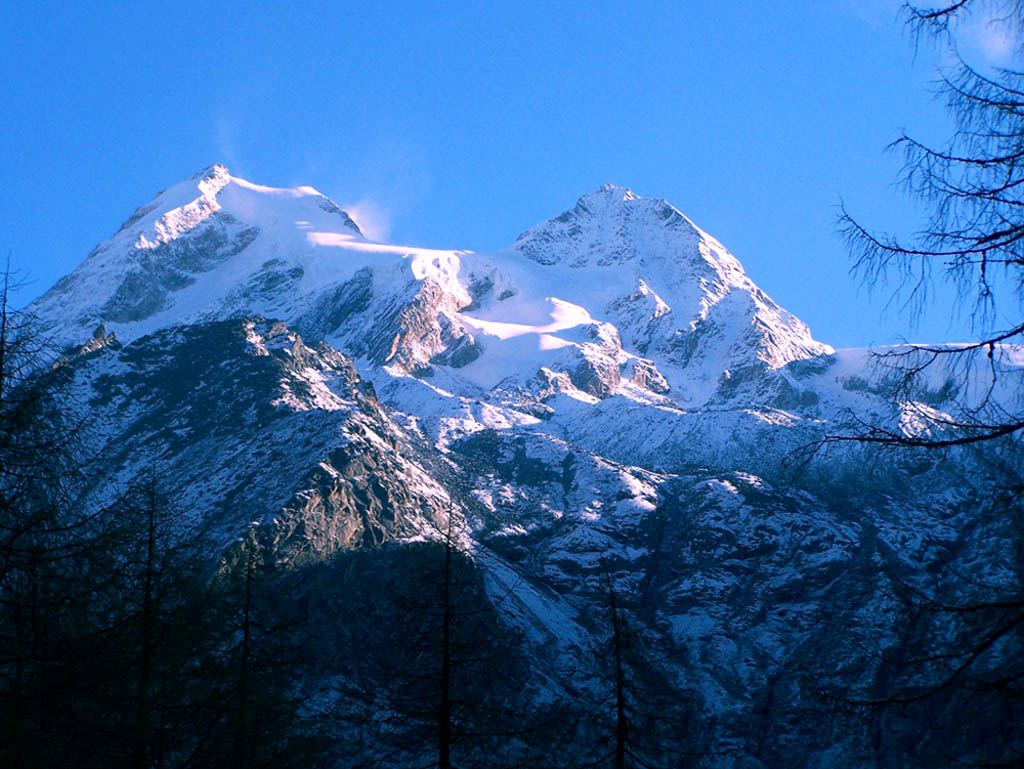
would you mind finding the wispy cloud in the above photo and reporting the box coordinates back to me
[957,6,1017,66]
[213,114,246,176]
[335,136,433,245]
[344,198,392,242]
[844,0,1018,67]
[845,0,904,27]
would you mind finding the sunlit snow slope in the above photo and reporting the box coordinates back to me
[31,165,1021,469]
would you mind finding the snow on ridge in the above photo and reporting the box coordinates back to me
[136,166,230,247]
[503,185,831,376]
[29,167,1018,499]
[28,164,369,347]
[30,169,842,422]
[106,163,360,255]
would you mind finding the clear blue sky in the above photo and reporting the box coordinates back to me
[1,0,1016,347]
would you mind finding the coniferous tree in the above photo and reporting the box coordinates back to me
[834,0,1024,449]
[823,4,1024,764]
[323,509,535,768]
[0,265,330,768]
[190,529,333,769]
[574,576,706,769]
[0,265,117,767]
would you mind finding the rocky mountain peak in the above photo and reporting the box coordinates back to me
[30,169,839,417]
[192,163,232,193]
[512,184,706,269]
[581,183,638,205]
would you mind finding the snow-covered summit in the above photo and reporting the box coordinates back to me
[491,184,832,402]
[514,183,704,267]
[122,164,363,246]
[31,168,844,434]
[31,164,369,344]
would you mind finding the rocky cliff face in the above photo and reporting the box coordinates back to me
[29,167,1023,767]
[65,317,452,562]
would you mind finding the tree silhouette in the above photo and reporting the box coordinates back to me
[0,276,318,767]
[835,0,1024,449]
[320,509,536,769]
[820,445,1024,765]
[206,529,329,769]
[574,575,705,769]
[0,264,119,767]
[826,6,1024,764]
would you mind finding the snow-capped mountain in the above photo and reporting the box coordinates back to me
[34,166,844,464]
[35,167,829,402]
[25,166,1024,767]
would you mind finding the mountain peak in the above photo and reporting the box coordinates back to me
[586,183,637,201]
[32,168,829,408]
[193,163,230,180]
[30,165,368,345]
[513,185,703,268]
[190,163,232,196]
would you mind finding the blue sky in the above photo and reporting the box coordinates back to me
[1,0,1017,347]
